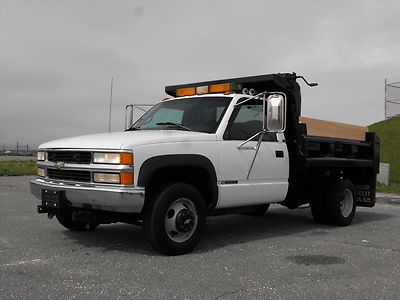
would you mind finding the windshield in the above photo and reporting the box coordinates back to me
[130,97,232,133]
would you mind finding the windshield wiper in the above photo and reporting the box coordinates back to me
[126,126,141,131]
[156,122,191,131]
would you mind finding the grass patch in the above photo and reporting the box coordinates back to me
[0,160,37,176]
[377,183,400,193]
[369,116,400,194]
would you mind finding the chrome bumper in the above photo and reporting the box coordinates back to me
[30,178,145,213]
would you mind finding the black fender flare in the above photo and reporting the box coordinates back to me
[137,154,218,208]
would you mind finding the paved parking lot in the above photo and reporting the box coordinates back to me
[1,176,400,299]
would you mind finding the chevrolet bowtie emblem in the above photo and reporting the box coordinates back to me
[55,161,65,169]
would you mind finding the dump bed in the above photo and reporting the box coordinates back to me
[297,117,378,170]
[299,117,367,141]
[285,115,380,210]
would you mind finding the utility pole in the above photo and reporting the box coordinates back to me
[384,78,387,120]
[108,77,114,132]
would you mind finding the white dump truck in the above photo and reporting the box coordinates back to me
[31,73,380,255]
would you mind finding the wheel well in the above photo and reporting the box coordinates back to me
[144,166,216,209]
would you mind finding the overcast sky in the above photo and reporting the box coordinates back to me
[1,0,399,148]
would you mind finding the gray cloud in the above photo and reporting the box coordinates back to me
[1,0,399,147]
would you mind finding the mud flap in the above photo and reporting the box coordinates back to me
[356,184,376,207]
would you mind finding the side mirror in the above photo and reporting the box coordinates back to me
[265,94,286,132]
[125,104,134,130]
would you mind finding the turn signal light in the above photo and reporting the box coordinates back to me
[120,153,134,165]
[120,173,134,185]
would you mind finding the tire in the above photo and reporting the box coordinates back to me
[143,183,206,255]
[310,187,328,224]
[325,179,356,226]
[245,204,270,216]
[56,210,99,231]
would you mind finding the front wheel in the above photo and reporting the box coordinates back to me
[143,183,206,255]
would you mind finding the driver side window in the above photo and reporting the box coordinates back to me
[223,101,276,141]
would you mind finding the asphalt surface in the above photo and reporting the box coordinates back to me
[1,176,400,299]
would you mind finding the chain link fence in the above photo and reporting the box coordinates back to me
[1,143,35,156]
[385,79,400,119]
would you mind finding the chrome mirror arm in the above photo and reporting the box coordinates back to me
[236,131,263,150]
[235,129,268,179]
[246,131,266,180]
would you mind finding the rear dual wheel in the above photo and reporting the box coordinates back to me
[310,179,356,226]
[143,183,206,255]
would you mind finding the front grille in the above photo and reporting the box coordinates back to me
[47,151,91,164]
[47,169,91,182]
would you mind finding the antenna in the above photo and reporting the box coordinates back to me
[108,77,114,132]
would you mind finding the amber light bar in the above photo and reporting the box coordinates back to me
[166,73,284,98]
[176,82,235,97]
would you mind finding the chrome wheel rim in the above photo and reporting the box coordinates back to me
[339,188,354,218]
[165,198,198,243]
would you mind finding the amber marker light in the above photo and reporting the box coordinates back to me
[210,83,231,93]
[177,87,196,97]
[120,152,134,165]
[120,173,134,185]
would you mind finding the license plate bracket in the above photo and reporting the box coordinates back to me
[41,189,67,209]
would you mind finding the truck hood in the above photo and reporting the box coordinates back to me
[39,130,216,150]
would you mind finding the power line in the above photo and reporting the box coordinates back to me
[108,77,114,132]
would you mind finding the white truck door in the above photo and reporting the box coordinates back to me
[217,99,289,208]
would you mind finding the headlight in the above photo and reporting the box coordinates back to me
[93,173,120,184]
[93,152,133,165]
[37,151,45,161]
[37,168,45,177]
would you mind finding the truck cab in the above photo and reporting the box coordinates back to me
[30,73,380,255]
